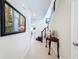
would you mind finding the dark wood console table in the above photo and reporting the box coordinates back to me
[46,36,59,58]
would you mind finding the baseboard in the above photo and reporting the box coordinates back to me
[21,46,31,59]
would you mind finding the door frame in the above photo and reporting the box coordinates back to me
[71,0,78,59]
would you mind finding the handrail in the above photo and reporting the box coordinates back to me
[41,27,48,42]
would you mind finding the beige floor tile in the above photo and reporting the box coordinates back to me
[24,39,58,59]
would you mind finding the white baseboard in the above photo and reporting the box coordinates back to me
[21,46,31,59]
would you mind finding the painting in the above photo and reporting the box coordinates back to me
[14,10,19,32]
[0,0,26,36]
[19,15,26,32]
[0,3,1,35]
[5,3,14,33]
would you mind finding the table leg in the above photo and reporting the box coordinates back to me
[45,38,47,47]
[48,39,51,55]
[57,40,59,58]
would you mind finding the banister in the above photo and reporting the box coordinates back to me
[41,27,48,42]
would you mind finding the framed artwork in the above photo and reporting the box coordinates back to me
[0,0,26,36]
[0,5,1,36]
[19,15,26,32]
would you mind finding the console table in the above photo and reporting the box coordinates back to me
[46,36,59,58]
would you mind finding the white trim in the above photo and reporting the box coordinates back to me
[71,1,75,59]
[21,46,31,59]
[71,0,78,59]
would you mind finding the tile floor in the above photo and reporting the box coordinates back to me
[24,38,58,59]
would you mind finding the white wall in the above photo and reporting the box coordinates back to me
[44,0,54,20]
[43,0,55,29]
[0,0,32,59]
[49,0,71,59]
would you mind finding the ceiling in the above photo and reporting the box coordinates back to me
[25,0,52,19]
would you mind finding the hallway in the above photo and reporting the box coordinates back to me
[0,0,78,59]
[24,39,58,59]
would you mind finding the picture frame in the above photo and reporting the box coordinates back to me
[0,0,26,36]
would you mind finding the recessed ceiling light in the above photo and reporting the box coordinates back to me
[22,4,26,9]
[22,4,25,7]
[33,13,36,17]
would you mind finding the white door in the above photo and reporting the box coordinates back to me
[71,0,78,59]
